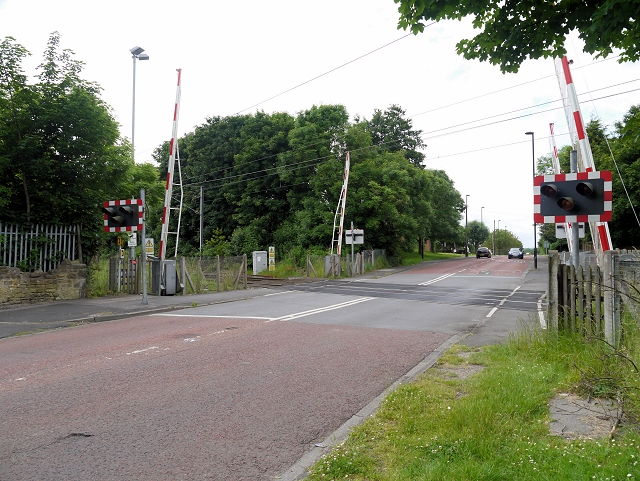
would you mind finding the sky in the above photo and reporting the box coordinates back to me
[2,0,639,249]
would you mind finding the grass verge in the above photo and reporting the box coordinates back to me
[305,321,640,480]
[398,251,461,266]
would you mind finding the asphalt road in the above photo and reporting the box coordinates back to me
[0,255,546,480]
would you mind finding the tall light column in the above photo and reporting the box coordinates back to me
[465,194,470,257]
[131,46,149,162]
[481,206,484,225]
[525,131,537,268]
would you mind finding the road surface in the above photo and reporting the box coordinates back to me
[0,256,543,480]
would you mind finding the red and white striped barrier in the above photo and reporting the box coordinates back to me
[159,68,182,261]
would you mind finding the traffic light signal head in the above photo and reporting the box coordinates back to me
[103,199,143,232]
[533,171,612,223]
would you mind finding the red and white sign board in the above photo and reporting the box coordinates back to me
[533,170,612,224]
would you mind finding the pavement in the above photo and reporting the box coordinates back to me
[0,255,549,339]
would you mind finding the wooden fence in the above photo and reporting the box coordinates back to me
[548,250,638,346]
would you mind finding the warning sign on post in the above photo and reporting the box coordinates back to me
[128,233,137,248]
[145,238,154,256]
[268,246,275,272]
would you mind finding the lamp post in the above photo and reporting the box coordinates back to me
[481,206,484,226]
[497,219,500,255]
[131,46,149,162]
[465,194,470,257]
[493,219,496,254]
[525,131,538,268]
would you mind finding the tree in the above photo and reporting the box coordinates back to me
[0,33,135,261]
[490,228,522,255]
[589,108,640,247]
[423,170,464,246]
[394,0,640,73]
[467,220,490,252]
[367,104,426,167]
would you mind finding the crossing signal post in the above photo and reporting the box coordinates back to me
[533,171,612,224]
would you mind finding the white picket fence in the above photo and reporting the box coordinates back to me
[0,223,79,272]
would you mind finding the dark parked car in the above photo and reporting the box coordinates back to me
[508,247,524,259]
[476,247,492,258]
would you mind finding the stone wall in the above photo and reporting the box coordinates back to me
[0,259,87,308]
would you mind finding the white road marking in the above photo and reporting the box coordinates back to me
[537,293,547,329]
[126,346,159,355]
[263,291,294,296]
[269,297,376,322]
[418,273,455,286]
[486,285,521,318]
[156,314,272,320]
[158,298,376,323]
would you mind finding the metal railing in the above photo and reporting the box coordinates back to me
[0,223,79,272]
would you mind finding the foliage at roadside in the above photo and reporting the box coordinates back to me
[305,318,640,480]
[467,220,489,252]
[152,105,465,258]
[398,250,460,266]
[0,34,164,263]
[394,0,640,73]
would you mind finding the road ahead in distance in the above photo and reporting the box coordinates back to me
[0,256,545,481]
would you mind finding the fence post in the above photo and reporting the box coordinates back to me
[180,257,187,295]
[243,254,247,289]
[216,255,221,292]
[603,250,616,346]
[548,250,559,332]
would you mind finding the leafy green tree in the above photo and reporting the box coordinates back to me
[278,104,350,213]
[231,111,295,248]
[589,108,640,247]
[202,228,231,257]
[154,104,464,258]
[367,104,425,168]
[423,170,464,246]
[491,229,522,255]
[467,220,490,252]
[0,33,134,261]
[394,0,640,73]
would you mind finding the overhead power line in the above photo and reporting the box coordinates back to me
[232,26,436,115]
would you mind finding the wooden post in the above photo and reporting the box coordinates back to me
[216,255,221,292]
[585,265,592,336]
[180,257,186,295]
[595,266,602,336]
[603,250,615,345]
[562,264,569,330]
[570,265,576,332]
[578,265,584,333]
[243,254,247,289]
[548,250,559,332]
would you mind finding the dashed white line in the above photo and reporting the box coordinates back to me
[486,285,521,318]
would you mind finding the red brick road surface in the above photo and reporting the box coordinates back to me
[0,314,451,480]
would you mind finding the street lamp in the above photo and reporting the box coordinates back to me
[525,131,538,268]
[481,206,484,226]
[497,219,500,255]
[465,194,470,257]
[131,46,149,162]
